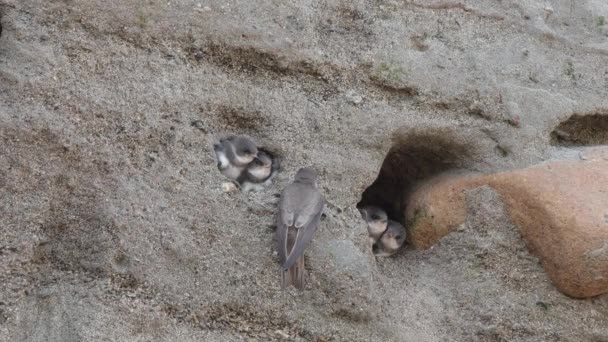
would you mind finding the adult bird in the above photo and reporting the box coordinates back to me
[276,167,325,290]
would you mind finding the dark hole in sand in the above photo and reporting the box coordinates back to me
[550,112,608,146]
[356,129,475,225]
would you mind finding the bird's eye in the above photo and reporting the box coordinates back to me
[371,214,379,220]
[395,235,401,240]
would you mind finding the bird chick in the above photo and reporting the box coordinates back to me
[276,167,324,290]
[359,205,389,241]
[373,220,406,257]
[237,148,280,192]
[213,135,258,181]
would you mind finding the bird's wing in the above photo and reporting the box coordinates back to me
[278,184,301,225]
[276,209,289,265]
[281,184,317,217]
[294,190,323,228]
[277,184,297,264]
[281,194,324,270]
[276,187,294,264]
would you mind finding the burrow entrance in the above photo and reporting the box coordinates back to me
[356,128,477,226]
[551,112,608,146]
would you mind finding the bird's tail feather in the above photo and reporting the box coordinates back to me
[281,256,305,290]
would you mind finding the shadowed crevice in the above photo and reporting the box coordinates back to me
[0,7,4,39]
[551,112,608,146]
[356,128,477,223]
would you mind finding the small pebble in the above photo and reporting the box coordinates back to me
[222,182,238,193]
[274,330,291,339]
[345,90,363,105]
[544,6,554,20]
[508,114,521,127]
[193,6,212,13]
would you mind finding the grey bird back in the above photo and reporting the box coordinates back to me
[276,168,324,289]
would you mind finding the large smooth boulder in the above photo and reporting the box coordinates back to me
[487,159,608,298]
[406,157,608,298]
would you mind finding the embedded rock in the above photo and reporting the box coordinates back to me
[405,174,485,249]
[406,158,608,298]
[487,159,608,298]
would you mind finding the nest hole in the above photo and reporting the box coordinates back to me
[551,112,608,146]
[356,129,475,224]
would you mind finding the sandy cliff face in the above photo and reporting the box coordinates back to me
[1,0,607,341]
